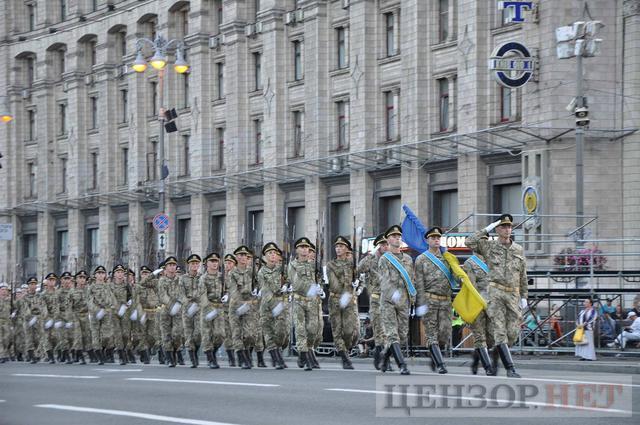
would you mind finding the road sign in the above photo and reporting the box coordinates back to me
[158,232,167,251]
[153,213,170,232]
[0,224,13,240]
[488,41,535,88]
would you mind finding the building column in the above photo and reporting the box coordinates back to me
[128,202,145,271]
[191,194,208,256]
[67,209,84,273]
[99,206,116,270]
[226,189,245,248]
[37,212,55,277]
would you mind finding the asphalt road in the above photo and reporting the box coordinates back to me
[0,356,638,425]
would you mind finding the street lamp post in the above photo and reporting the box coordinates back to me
[132,35,189,260]
[0,96,13,123]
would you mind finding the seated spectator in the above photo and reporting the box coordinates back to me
[358,318,374,357]
[548,304,564,345]
[612,304,625,321]
[599,298,616,316]
[607,311,640,349]
[599,312,617,346]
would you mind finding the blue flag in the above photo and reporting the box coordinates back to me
[401,204,428,253]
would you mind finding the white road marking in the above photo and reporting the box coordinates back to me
[0,400,6,403]
[94,368,143,372]
[126,377,280,387]
[11,373,99,379]
[35,404,246,425]
[324,388,633,415]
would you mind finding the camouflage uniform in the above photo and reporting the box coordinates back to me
[56,287,74,353]
[179,272,202,352]
[135,274,162,354]
[227,266,258,351]
[70,285,91,354]
[289,258,320,354]
[158,274,185,351]
[199,271,227,353]
[40,289,59,353]
[463,255,494,349]
[19,292,47,356]
[110,281,132,352]
[87,282,117,351]
[12,296,25,359]
[357,253,385,347]
[326,258,359,353]
[258,264,290,351]
[466,231,528,346]
[0,296,10,359]
[415,251,453,346]
[378,252,414,347]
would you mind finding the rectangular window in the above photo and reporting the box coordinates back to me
[86,227,99,271]
[216,63,224,99]
[500,86,512,122]
[92,0,98,12]
[182,73,189,108]
[116,225,129,265]
[89,40,97,67]
[60,0,66,22]
[433,189,458,229]
[286,206,306,242]
[120,89,128,123]
[150,81,158,115]
[27,110,36,141]
[438,78,449,132]
[181,134,190,176]
[90,152,98,190]
[253,52,262,90]
[22,233,38,277]
[337,27,347,69]
[385,12,396,56]
[208,214,226,253]
[336,100,348,149]
[90,97,98,129]
[56,230,68,274]
[119,32,127,58]
[493,183,521,215]
[247,210,264,248]
[330,201,351,243]
[254,119,263,164]
[292,110,304,157]
[176,218,191,262]
[439,0,449,42]
[147,140,158,181]
[293,40,303,81]
[28,162,37,197]
[385,91,398,141]
[181,9,189,36]
[378,195,402,234]
[216,127,225,170]
[27,4,35,31]
[26,57,35,87]
[57,50,66,77]
[60,157,67,193]
[214,0,223,31]
[58,103,67,135]
[122,147,129,185]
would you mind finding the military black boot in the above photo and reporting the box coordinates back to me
[96,349,105,366]
[478,346,496,376]
[491,347,500,375]
[47,350,55,364]
[194,345,200,367]
[309,350,320,369]
[17,352,23,362]
[373,345,382,370]
[429,344,448,374]
[64,349,73,364]
[158,348,166,365]
[78,351,86,365]
[268,349,282,369]
[56,349,62,362]
[128,349,137,364]
[471,349,480,375]
[88,349,97,363]
[497,343,520,378]
[118,349,127,365]
[390,342,410,375]
[380,346,393,372]
[142,349,150,364]
[300,351,312,371]
[338,351,354,370]
[28,350,37,364]
[276,349,288,369]
[106,348,115,363]
[166,350,175,367]
[227,350,236,367]
[210,349,220,369]
[177,350,185,365]
[189,350,197,368]
[257,351,267,368]
[248,349,254,368]
[241,350,252,369]
[297,352,305,368]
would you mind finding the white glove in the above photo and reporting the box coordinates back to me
[410,306,415,318]
[221,294,229,303]
[519,298,528,310]
[169,302,182,316]
[205,309,218,321]
[339,292,352,309]
[140,313,147,325]
[65,322,73,329]
[187,302,199,318]
[416,304,428,317]
[54,321,63,329]
[391,290,401,305]
[130,309,138,321]
[126,299,133,307]
[96,308,105,320]
[152,268,163,276]
[28,316,37,327]
[10,311,16,319]
[287,284,293,293]
[306,285,318,298]
[319,288,326,299]
[484,219,502,233]
[251,288,259,296]
[257,290,262,298]
[280,285,288,293]
[117,304,127,317]
[356,287,363,296]
[236,303,250,316]
[272,302,285,317]
[352,279,359,288]
[45,319,54,329]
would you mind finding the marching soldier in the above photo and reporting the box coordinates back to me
[135,266,163,364]
[377,225,413,375]
[110,264,131,365]
[127,268,143,362]
[20,277,46,363]
[289,237,320,371]
[227,246,258,369]
[13,285,26,361]
[466,213,528,378]
[200,253,227,369]
[463,240,497,376]
[257,242,289,370]
[307,244,323,369]
[181,254,203,368]
[0,283,10,362]
[70,271,91,364]
[414,226,453,374]
[357,233,388,370]
[40,273,60,364]
[158,256,185,367]
[326,236,359,369]
[87,266,117,365]
[57,272,75,364]
[222,254,240,367]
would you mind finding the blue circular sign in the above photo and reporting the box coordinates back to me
[153,213,170,232]
[489,41,534,88]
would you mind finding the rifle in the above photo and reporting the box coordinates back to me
[314,219,320,284]
[351,216,358,289]
[281,209,289,287]
[219,240,226,300]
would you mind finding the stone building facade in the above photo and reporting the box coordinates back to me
[0,0,638,280]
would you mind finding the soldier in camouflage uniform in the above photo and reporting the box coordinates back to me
[463,244,496,376]
[199,253,226,369]
[0,284,10,362]
[377,225,413,375]
[127,268,143,363]
[257,242,289,370]
[87,266,117,365]
[180,254,203,368]
[414,227,452,374]
[20,277,46,363]
[12,286,26,361]
[289,237,321,371]
[227,246,259,369]
[223,254,236,366]
[134,266,162,364]
[307,245,323,369]
[157,256,185,367]
[40,273,60,364]
[70,271,91,364]
[252,254,268,369]
[110,265,131,365]
[326,236,359,369]
[466,213,528,378]
[357,233,388,370]
[56,272,75,364]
